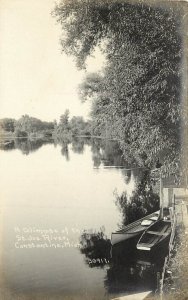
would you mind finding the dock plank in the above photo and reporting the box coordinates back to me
[112,291,152,300]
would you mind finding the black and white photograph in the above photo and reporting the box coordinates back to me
[0,1,188,299]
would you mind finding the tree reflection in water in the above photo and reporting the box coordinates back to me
[0,138,54,155]
[60,141,70,161]
[58,137,86,160]
[0,140,15,151]
[104,260,161,294]
[71,137,85,154]
[79,228,162,294]
[54,136,71,161]
[54,137,127,168]
[121,169,132,184]
[115,169,160,227]
[89,139,126,168]
[78,167,161,295]
[15,138,54,155]
[0,137,127,170]
[79,228,111,268]
[1,136,163,294]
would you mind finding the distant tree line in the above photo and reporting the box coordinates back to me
[0,115,54,138]
[53,109,91,137]
[0,112,92,139]
[0,118,16,133]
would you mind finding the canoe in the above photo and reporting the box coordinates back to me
[136,219,171,254]
[111,211,160,246]
[111,211,160,263]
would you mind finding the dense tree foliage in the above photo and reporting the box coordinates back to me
[0,113,91,140]
[0,118,16,132]
[54,110,91,137]
[70,116,90,136]
[53,0,185,178]
[15,115,54,136]
[0,115,54,138]
[55,109,70,136]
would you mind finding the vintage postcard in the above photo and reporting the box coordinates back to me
[0,1,187,299]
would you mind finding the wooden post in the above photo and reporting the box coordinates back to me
[169,207,173,222]
[157,272,161,292]
[160,256,168,300]
[173,194,175,211]
[181,201,184,227]
[160,173,164,218]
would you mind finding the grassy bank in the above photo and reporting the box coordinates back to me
[162,229,188,300]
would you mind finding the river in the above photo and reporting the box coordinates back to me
[0,137,160,299]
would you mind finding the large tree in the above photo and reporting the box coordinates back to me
[53,1,185,175]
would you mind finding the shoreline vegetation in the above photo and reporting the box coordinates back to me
[0,113,91,140]
[0,110,187,185]
[162,230,188,300]
[1,2,187,184]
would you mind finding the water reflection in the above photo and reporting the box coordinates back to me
[122,169,132,184]
[0,140,15,151]
[79,229,111,268]
[52,137,126,167]
[77,167,160,296]
[71,137,85,154]
[60,141,70,161]
[0,137,126,168]
[79,228,164,295]
[115,170,160,227]
[90,139,126,168]
[104,258,165,295]
[0,137,162,297]
[15,138,54,155]
[0,138,53,155]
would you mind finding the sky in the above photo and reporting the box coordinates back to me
[0,0,105,121]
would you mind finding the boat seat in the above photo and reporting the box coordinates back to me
[141,220,153,226]
[147,231,161,235]
[149,216,158,221]
[147,230,169,236]
[161,225,170,233]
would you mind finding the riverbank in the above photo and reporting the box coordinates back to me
[161,229,188,300]
[0,131,15,140]
[0,208,9,299]
[0,130,53,141]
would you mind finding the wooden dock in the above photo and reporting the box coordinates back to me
[111,291,152,300]
[112,177,188,300]
[161,186,188,229]
[158,177,188,299]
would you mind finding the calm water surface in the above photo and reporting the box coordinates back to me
[0,138,158,298]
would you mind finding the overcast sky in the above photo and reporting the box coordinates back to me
[0,0,105,121]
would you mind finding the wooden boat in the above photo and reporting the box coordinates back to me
[136,218,171,255]
[111,211,160,246]
[111,211,160,263]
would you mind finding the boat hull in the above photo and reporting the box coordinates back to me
[136,220,171,260]
[111,211,160,264]
[111,230,144,246]
[111,234,141,264]
[137,235,171,261]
